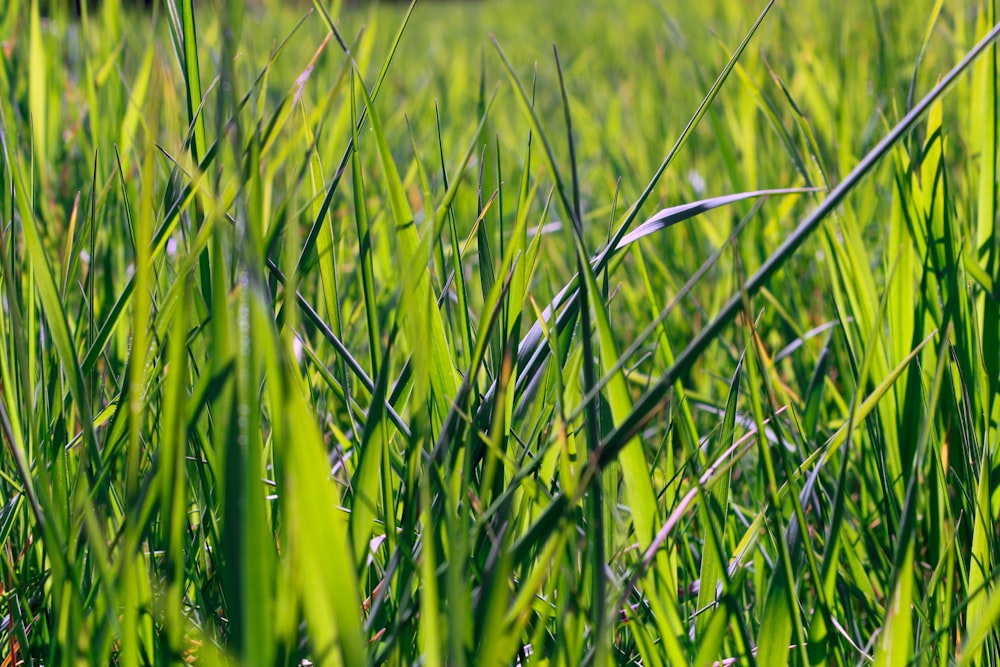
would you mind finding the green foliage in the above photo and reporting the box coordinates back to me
[0,0,999,664]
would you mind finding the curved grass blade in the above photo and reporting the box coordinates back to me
[509,188,812,422]
[598,19,1000,468]
[354,67,458,416]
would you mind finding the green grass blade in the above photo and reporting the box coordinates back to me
[696,358,741,638]
[354,67,458,415]
[599,20,1000,462]
[0,86,101,481]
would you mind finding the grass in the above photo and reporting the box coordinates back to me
[1,0,1000,664]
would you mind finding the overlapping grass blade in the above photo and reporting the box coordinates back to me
[599,19,1000,465]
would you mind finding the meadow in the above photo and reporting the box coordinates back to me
[0,0,999,664]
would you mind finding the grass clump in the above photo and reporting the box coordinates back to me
[1,0,1000,664]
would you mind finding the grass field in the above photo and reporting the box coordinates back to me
[1,0,1000,664]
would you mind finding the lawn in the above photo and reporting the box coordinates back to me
[1,0,999,664]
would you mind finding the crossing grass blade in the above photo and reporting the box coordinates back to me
[579,237,659,541]
[262,304,367,666]
[743,313,806,667]
[354,65,459,417]
[294,0,413,279]
[875,324,952,667]
[695,358,741,640]
[598,18,1000,472]
[960,579,1000,667]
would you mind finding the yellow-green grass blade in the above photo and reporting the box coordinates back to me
[347,324,396,570]
[472,461,516,666]
[419,474,444,667]
[692,604,733,667]
[873,542,916,667]
[264,318,367,665]
[119,105,158,667]
[436,102,475,373]
[968,436,994,664]
[578,243,659,550]
[0,81,102,483]
[744,318,807,667]
[598,20,1000,475]
[969,6,1000,646]
[696,358,741,639]
[974,1,998,260]
[293,0,411,279]
[225,293,279,665]
[478,142,502,377]
[303,99,356,437]
[959,571,1000,667]
[905,0,946,110]
[501,132,537,414]
[28,0,46,165]
[118,44,156,168]
[475,556,519,667]
[286,395,367,665]
[354,67,458,416]
[877,327,950,665]
[350,75,381,376]
[179,0,207,161]
[159,271,190,661]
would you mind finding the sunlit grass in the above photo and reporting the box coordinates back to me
[1,0,999,664]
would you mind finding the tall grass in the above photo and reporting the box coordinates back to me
[1,0,1000,664]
